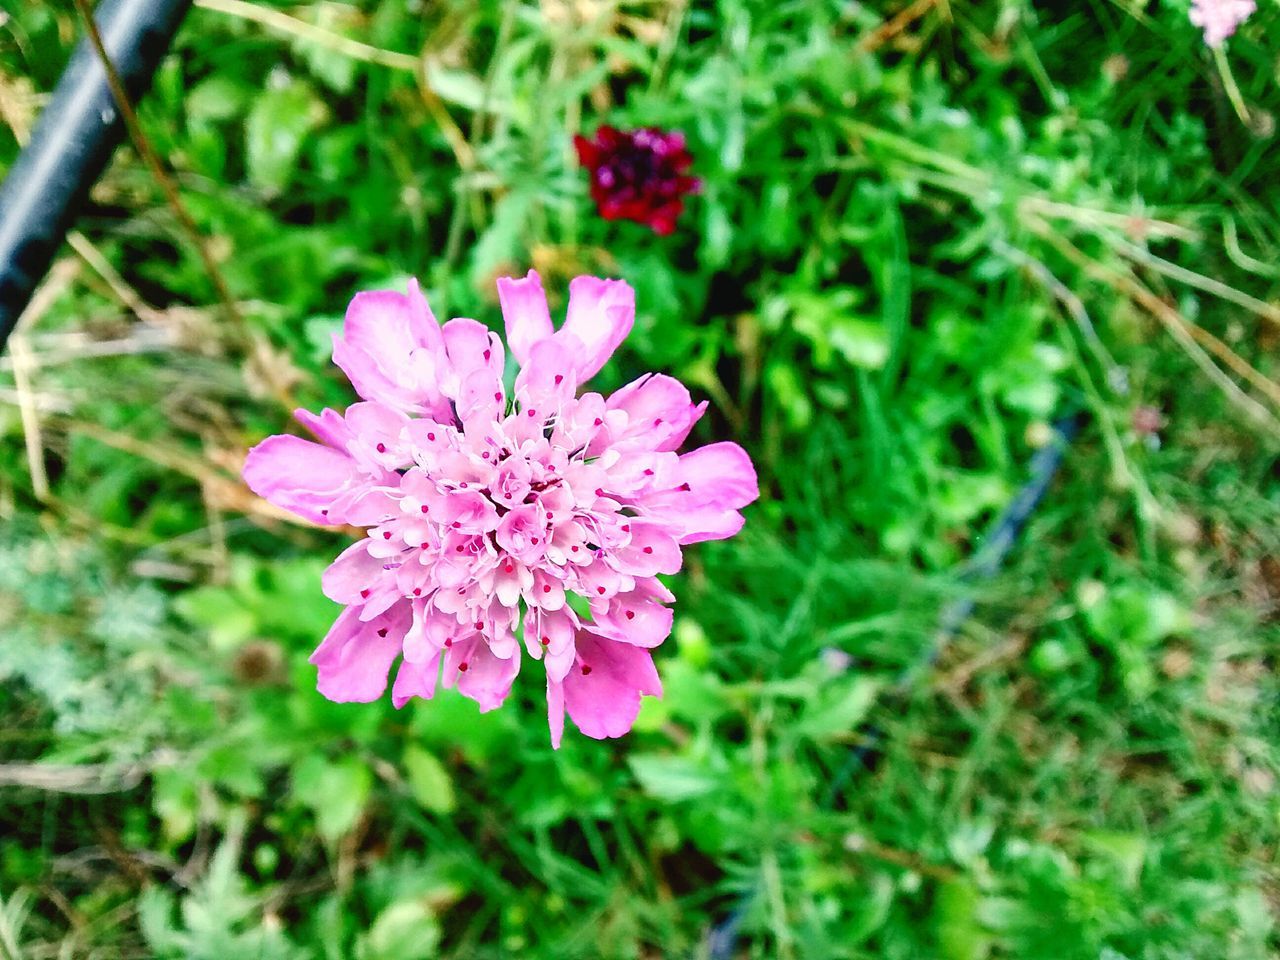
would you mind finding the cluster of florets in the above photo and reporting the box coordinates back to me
[244,272,756,746]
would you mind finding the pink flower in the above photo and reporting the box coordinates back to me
[574,126,700,235]
[243,273,758,747]
[1189,0,1255,47]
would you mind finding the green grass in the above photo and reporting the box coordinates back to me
[1,1,1279,957]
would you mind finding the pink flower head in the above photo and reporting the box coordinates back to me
[573,126,700,236]
[1189,0,1255,47]
[243,273,758,747]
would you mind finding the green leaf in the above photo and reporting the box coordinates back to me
[1081,831,1146,888]
[174,586,255,650]
[1083,585,1193,651]
[629,753,724,802]
[197,743,265,798]
[468,190,534,289]
[304,315,343,364]
[827,317,890,369]
[403,746,456,815]
[291,4,358,94]
[357,899,442,960]
[932,877,989,960]
[847,873,895,942]
[187,75,249,125]
[659,658,730,725]
[795,676,881,742]
[137,887,179,952]
[292,755,372,843]
[152,767,199,844]
[788,289,889,371]
[700,199,733,271]
[245,79,328,195]
[426,63,508,114]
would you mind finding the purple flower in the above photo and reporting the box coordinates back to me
[574,126,700,235]
[243,273,758,747]
[1189,0,1255,47]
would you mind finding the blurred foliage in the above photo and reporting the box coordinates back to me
[1,0,1279,957]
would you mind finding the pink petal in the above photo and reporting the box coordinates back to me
[402,601,458,662]
[294,406,354,449]
[443,636,521,712]
[321,540,385,605]
[551,393,608,452]
[495,503,547,564]
[547,676,566,749]
[642,441,758,544]
[576,557,624,601]
[524,607,577,679]
[514,338,576,412]
[329,484,399,529]
[343,401,413,471]
[603,449,680,499]
[525,569,565,611]
[331,281,450,417]
[561,632,662,742]
[497,270,554,366]
[436,488,500,534]
[1190,0,1254,46]
[589,593,674,648]
[678,442,758,507]
[608,521,682,577]
[391,654,440,708]
[558,276,635,383]
[441,318,505,421]
[667,508,747,545]
[606,373,708,452]
[243,434,361,525]
[310,604,410,703]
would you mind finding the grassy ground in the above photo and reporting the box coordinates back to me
[1,1,1279,957]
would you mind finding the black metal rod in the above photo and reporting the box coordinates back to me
[0,0,192,350]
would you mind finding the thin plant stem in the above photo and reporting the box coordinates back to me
[1213,44,1251,127]
[439,6,515,299]
[845,118,1199,241]
[1050,301,1157,561]
[1113,237,1280,330]
[194,0,418,70]
[5,262,78,502]
[647,0,687,96]
[198,0,476,176]
[857,0,939,52]
[1037,224,1280,435]
[1222,216,1280,279]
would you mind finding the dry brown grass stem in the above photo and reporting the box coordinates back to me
[0,326,177,371]
[0,761,147,794]
[66,231,163,323]
[858,0,942,53]
[1035,224,1280,434]
[1114,238,1280,331]
[7,258,80,500]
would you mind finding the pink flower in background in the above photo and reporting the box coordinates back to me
[243,274,757,746]
[574,126,700,235]
[1189,0,1255,46]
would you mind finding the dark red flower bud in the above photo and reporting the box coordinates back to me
[573,125,700,235]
